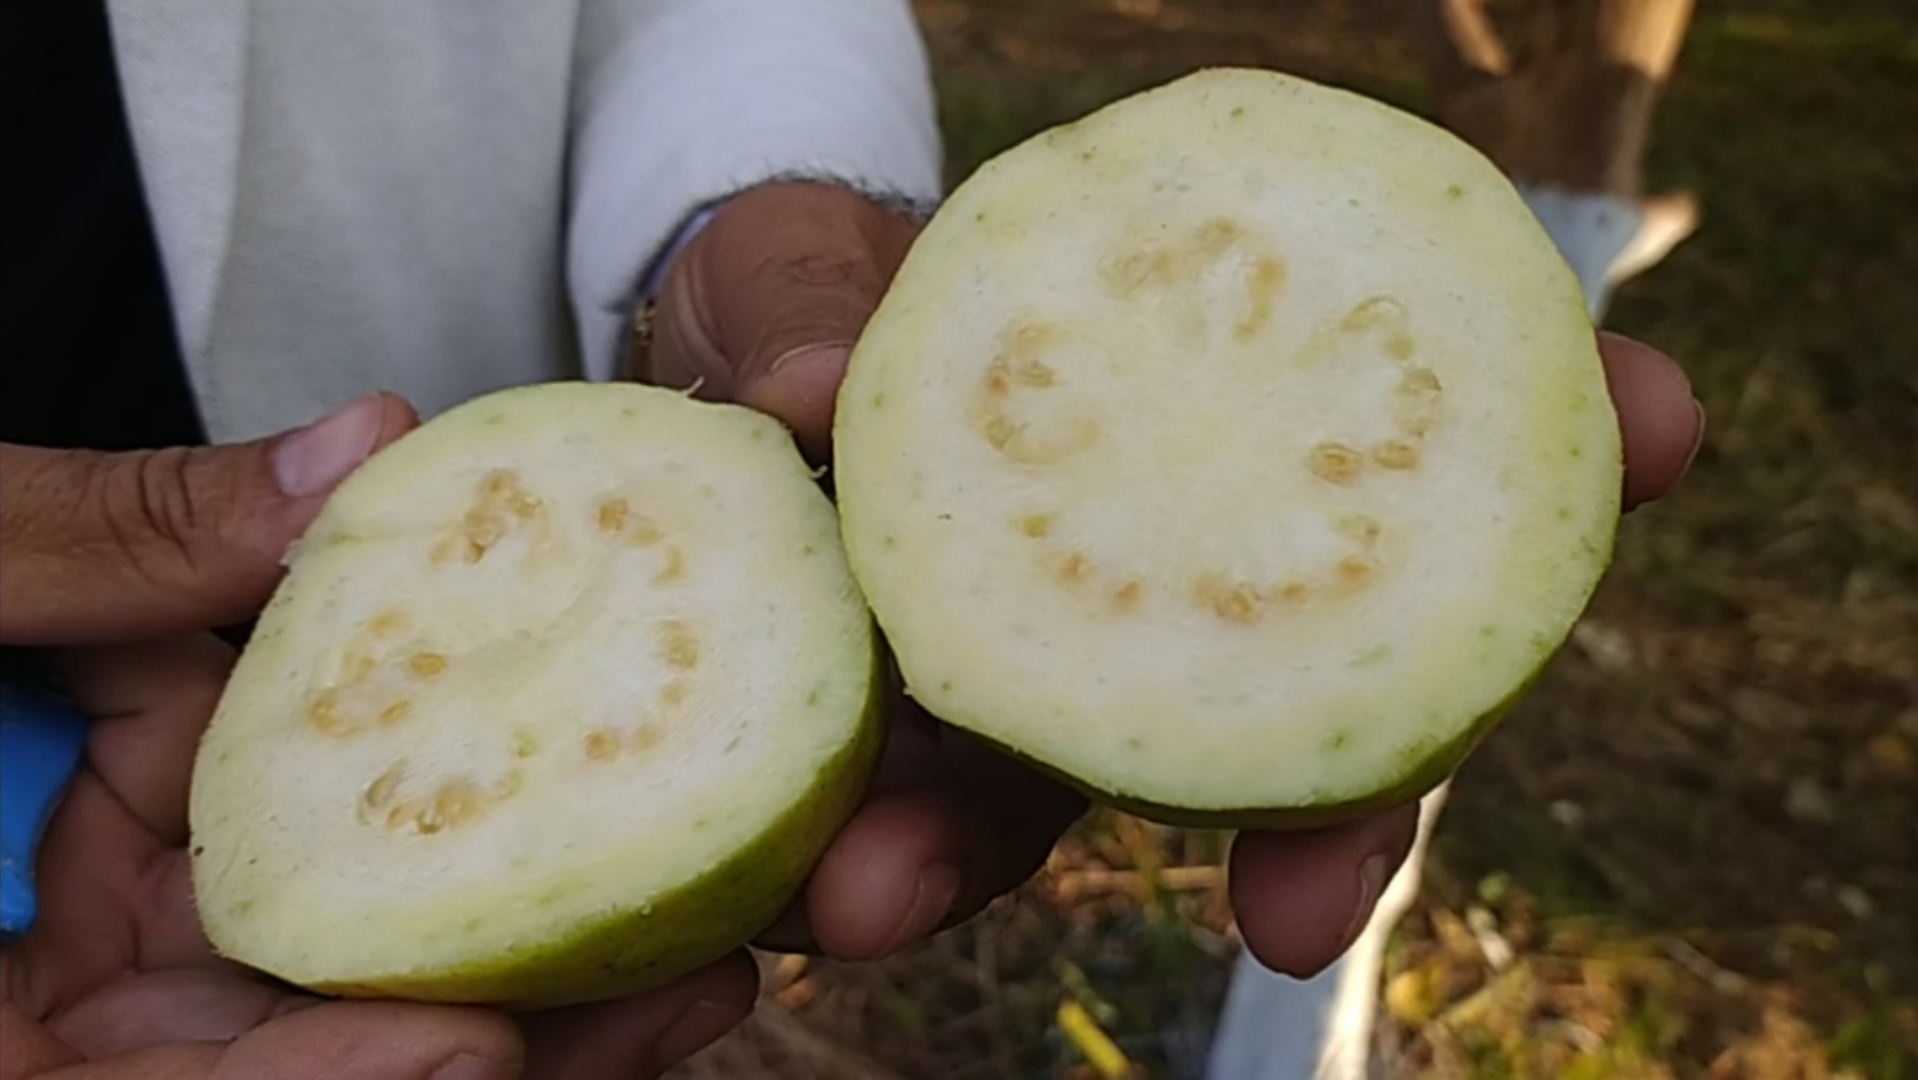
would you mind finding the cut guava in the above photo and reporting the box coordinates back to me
[189,382,883,1007]
[832,68,1622,829]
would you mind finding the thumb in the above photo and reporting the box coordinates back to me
[645,181,921,465]
[0,393,417,646]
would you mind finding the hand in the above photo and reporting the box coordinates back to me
[0,393,415,646]
[1,397,760,1079]
[639,181,1706,975]
[0,636,757,1080]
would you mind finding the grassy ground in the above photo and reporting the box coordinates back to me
[674,1,1918,1076]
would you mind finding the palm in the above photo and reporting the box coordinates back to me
[1,636,756,1080]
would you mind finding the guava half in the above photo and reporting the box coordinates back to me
[189,382,883,1008]
[832,68,1621,829]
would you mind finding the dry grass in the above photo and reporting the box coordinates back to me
[674,1,1917,1076]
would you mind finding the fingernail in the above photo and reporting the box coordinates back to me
[757,342,853,408]
[1338,854,1391,956]
[273,395,387,497]
[431,1052,519,1080]
[766,341,855,378]
[883,862,961,956]
[656,999,746,1067]
[1682,398,1708,472]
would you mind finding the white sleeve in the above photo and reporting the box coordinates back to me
[565,0,946,381]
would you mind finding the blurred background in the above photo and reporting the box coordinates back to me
[674,1,1916,1076]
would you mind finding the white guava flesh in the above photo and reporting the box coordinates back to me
[832,68,1621,827]
[190,382,882,1007]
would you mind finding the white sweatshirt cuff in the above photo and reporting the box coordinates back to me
[566,0,944,381]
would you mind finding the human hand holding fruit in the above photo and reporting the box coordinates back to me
[640,158,1702,979]
[0,403,757,1080]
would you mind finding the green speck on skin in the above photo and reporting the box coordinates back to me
[621,407,635,418]
[1556,507,1573,521]
[1325,732,1351,751]
[1081,149,1096,162]
[751,427,764,440]
[695,819,709,830]
[974,212,987,223]
[1530,632,1554,653]
[1480,626,1499,639]
[805,688,823,706]
[1446,183,1465,199]
[1355,645,1392,665]
[940,680,953,692]
[1570,445,1584,458]
[871,392,886,409]
[724,736,742,753]
[882,535,897,548]
[464,918,482,932]
[1230,105,1247,118]
[1126,737,1145,750]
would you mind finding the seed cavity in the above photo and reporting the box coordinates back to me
[1336,515,1382,545]
[1373,440,1420,470]
[307,690,352,737]
[362,767,515,835]
[1113,579,1143,611]
[597,498,629,533]
[1056,550,1093,584]
[653,545,687,584]
[379,701,412,728]
[407,652,448,679]
[585,729,621,762]
[1305,442,1365,486]
[434,469,544,566]
[1018,513,1054,539]
[362,763,407,814]
[1337,554,1379,587]
[660,620,701,669]
[422,779,488,833]
[1193,574,1266,625]
[510,729,539,759]
[1393,367,1443,437]
[1234,257,1288,340]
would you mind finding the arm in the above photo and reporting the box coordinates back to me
[565,0,944,379]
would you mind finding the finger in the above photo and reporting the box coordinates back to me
[1227,802,1422,978]
[518,950,758,1079]
[645,182,920,464]
[46,969,318,1059]
[1599,332,1704,510]
[33,999,524,1080]
[3,999,85,1074]
[767,722,1086,961]
[58,634,237,846]
[14,775,217,1013]
[0,392,418,646]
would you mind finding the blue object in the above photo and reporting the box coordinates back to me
[1,680,91,941]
